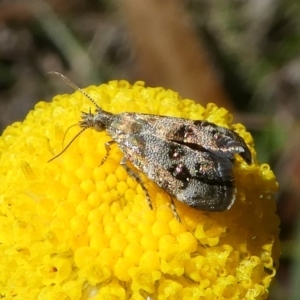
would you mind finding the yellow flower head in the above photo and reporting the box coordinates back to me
[0,80,280,299]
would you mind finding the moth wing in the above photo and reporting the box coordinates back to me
[175,151,236,211]
[155,117,252,164]
[116,130,236,212]
[176,174,235,211]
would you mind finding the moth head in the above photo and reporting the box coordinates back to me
[80,108,106,132]
[47,72,108,163]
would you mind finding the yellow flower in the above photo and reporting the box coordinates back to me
[0,80,280,299]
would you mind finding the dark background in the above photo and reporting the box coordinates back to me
[1,1,299,298]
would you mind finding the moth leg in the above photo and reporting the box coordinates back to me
[170,197,181,222]
[120,157,153,210]
[100,140,115,165]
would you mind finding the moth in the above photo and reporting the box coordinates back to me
[49,72,252,212]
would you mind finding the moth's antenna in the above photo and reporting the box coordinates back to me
[48,127,88,163]
[62,123,78,147]
[48,71,101,109]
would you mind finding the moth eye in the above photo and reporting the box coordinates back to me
[94,122,104,131]
[168,145,184,159]
[169,163,191,183]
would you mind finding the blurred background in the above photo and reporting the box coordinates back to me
[0,1,299,298]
